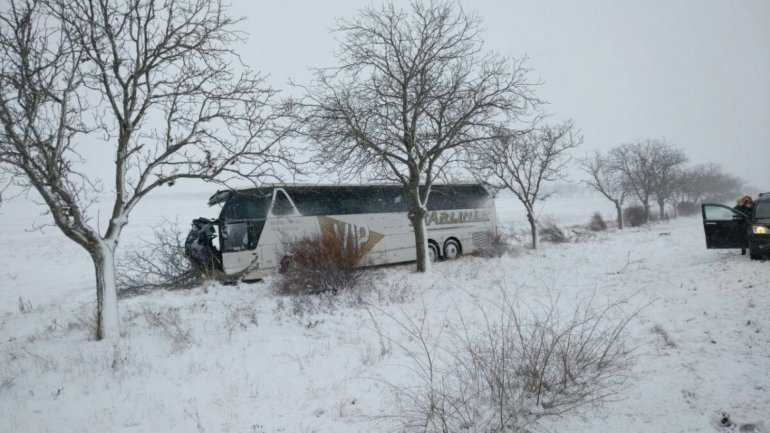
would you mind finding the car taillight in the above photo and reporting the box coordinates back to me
[752,225,769,235]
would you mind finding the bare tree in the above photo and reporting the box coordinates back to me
[0,0,291,340]
[292,0,537,272]
[580,150,627,229]
[608,140,655,220]
[608,139,688,220]
[649,143,687,219]
[666,170,688,218]
[469,120,580,249]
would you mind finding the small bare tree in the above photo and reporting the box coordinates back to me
[0,0,291,340]
[608,141,656,220]
[649,143,687,219]
[469,120,580,249]
[609,139,686,221]
[580,150,627,229]
[292,0,537,272]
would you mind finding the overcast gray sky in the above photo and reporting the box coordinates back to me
[233,0,770,188]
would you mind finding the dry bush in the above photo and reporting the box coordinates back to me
[274,231,371,296]
[588,212,608,231]
[141,305,196,352]
[477,227,513,258]
[539,218,569,243]
[222,300,259,340]
[66,303,98,340]
[623,205,648,227]
[381,293,640,433]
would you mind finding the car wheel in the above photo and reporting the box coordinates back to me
[428,242,439,263]
[443,239,461,260]
[749,251,761,260]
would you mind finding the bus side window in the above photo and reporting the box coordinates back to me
[271,190,295,216]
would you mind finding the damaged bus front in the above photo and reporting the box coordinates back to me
[184,188,273,279]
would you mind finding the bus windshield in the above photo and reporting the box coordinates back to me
[220,193,270,221]
[219,192,271,252]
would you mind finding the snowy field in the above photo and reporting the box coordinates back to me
[0,191,768,433]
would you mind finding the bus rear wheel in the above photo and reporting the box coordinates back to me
[428,242,439,263]
[443,239,461,260]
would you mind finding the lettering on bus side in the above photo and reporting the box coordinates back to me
[425,209,491,226]
[317,216,385,257]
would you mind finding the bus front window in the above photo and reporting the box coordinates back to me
[223,222,249,252]
[220,192,270,252]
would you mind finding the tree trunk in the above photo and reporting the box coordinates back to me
[658,200,666,219]
[406,185,430,273]
[615,201,624,229]
[408,209,430,273]
[527,212,538,249]
[673,202,679,218]
[90,244,120,340]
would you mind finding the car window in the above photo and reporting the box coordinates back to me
[703,205,744,221]
[755,201,770,219]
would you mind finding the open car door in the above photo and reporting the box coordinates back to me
[701,204,750,249]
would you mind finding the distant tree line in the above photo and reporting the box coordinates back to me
[580,139,743,229]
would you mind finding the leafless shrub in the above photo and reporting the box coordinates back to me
[588,212,608,231]
[17,297,32,314]
[623,205,648,227]
[67,303,98,340]
[274,231,371,296]
[118,220,210,296]
[222,300,259,340]
[379,292,640,433]
[539,218,569,243]
[356,280,415,306]
[476,227,513,258]
[141,305,196,352]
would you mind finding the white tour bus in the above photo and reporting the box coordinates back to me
[185,184,497,280]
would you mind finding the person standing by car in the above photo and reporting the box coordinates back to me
[734,196,754,217]
[733,196,754,255]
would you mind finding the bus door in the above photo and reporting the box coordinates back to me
[259,188,302,269]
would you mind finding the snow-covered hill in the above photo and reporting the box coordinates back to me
[0,193,767,433]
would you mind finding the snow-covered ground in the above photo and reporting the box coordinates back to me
[0,192,768,433]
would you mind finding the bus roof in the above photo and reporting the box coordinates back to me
[207,183,490,206]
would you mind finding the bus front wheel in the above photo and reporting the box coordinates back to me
[443,239,461,260]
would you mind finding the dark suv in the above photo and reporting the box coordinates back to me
[701,192,770,260]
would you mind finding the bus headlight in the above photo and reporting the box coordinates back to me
[753,225,770,235]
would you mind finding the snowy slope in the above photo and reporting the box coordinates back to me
[0,193,768,433]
